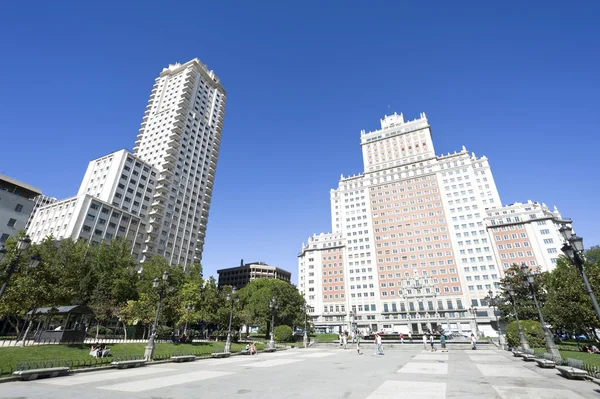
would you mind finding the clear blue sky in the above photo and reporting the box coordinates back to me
[1,1,598,283]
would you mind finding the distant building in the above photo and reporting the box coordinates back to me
[0,174,42,244]
[217,260,292,289]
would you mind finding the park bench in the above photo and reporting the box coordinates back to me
[211,352,231,358]
[111,360,146,369]
[240,349,250,355]
[535,353,560,369]
[171,355,196,363]
[13,367,70,381]
[520,348,536,362]
[556,358,588,380]
[263,348,276,353]
[512,348,523,357]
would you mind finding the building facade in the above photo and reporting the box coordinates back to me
[0,174,42,244]
[27,150,158,260]
[25,195,57,231]
[133,58,226,268]
[217,261,292,289]
[485,201,570,273]
[26,58,226,267]
[299,112,567,337]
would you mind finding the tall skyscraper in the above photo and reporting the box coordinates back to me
[27,58,226,268]
[134,59,226,268]
[298,112,569,337]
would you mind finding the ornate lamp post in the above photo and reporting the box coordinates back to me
[504,282,530,349]
[485,289,505,347]
[224,287,239,354]
[302,301,309,348]
[183,302,193,336]
[0,236,41,303]
[269,297,277,349]
[144,271,169,361]
[468,307,480,337]
[520,262,561,357]
[559,226,600,325]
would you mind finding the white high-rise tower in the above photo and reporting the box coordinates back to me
[134,58,226,268]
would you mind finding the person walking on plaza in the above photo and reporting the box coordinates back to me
[374,333,384,355]
[400,333,404,344]
[356,330,362,355]
[343,330,348,349]
[408,331,412,342]
[422,333,428,350]
[430,334,436,352]
[471,333,477,350]
[441,334,447,351]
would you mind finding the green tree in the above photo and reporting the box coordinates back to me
[237,278,305,335]
[84,239,139,339]
[498,263,548,323]
[274,325,293,342]
[544,257,599,337]
[506,320,545,348]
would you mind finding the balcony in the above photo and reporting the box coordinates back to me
[152,200,165,209]
[149,208,161,217]
[155,184,168,193]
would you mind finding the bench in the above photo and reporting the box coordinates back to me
[240,349,250,355]
[535,353,559,369]
[557,366,588,380]
[512,350,523,357]
[13,367,70,381]
[557,358,587,380]
[211,352,231,358]
[263,348,276,353]
[519,348,535,361]
[171,355,196,363]
[111,360,146,369]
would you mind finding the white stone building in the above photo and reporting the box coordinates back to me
[485,201,570,273]
[27,150,158,260]
[133,58,226,268]
[299,112,566,337]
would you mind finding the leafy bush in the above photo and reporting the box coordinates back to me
[506,320,545,348]
[274,325,293,342]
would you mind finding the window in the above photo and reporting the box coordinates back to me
[14,204,23,212]
[0,233,10,242]
[7,218,17,227]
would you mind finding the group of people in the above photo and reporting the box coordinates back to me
[581,345,599,354]
[244,342,258,355]
[89,343,110,358]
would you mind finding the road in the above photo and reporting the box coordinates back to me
[1,347,598,398]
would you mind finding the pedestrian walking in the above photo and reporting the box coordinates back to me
[375,333,384,355]
[441,334,447,350]
[400,333,404,344]
[408,331,412,342]
[356,331,362,355]
[422,333,428,350]
[471,333,477,350]
[430,334,436,352]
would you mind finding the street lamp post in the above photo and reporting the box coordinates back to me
[559,226,600,325]
[224,287,239,354]
[485,290,506,348]
[0,236,41,303]
[468,307,480,337]
[504,282,530,350]
[520,263,561,357]
[269,297,277,349]
[302,301,309,348]
[183,302,193,336]
[144,271,169,361]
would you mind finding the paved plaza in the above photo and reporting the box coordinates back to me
[1,347,599,398]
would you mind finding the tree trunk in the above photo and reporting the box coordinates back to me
[95,322,100,341]
[7,315,21,338]
[122,321,128,341]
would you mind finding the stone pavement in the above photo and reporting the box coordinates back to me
[1,347,598,398]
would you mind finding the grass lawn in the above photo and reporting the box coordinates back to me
[0,341,259,376]
[313,334,338,343]
[533,348,600,367]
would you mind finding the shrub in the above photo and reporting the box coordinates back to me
[274,325,293,342]
[506,320,545,348]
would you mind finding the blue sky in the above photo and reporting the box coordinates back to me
[1,1,598,283]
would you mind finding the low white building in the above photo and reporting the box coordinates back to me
[27,150,158,260]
